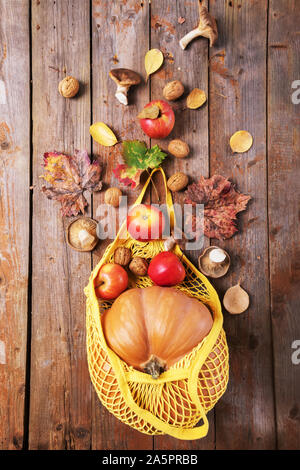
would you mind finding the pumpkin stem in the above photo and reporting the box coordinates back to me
[142,355,166,379]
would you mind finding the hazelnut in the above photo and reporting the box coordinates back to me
[105,187,122,207]
[129,257,148,276]
[168,139,190,158]
[58,76,79,98]
[114,247,131,266]
[167,172,188,192]
[163,80,184,101]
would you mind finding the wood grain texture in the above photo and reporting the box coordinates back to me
[149,0,214,449]
[268,0,300,450]
[0,0,30,450]
[0,0,299,450]
[30,0,92,449]
[209,0,276,449]
[90,0,152,450]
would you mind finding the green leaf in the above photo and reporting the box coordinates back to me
[144,144,167,169]
[116,141,167,188]
[122,140,167,171]
[122,140,148,169]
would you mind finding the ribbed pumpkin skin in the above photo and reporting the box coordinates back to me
[101,286,213,372]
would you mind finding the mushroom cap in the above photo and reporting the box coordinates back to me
[66,217,98,252]
[198,245,230,278]
[109,68,141,86]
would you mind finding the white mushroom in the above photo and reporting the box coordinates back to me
[179,1,218,50]
[109,68,141,105]
[198,246,230,278]
[209,248,227,263]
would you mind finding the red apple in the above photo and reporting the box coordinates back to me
[139,100,175,139]
[148,251,186,286]
[127,204,165,242]
[94,263,128,300]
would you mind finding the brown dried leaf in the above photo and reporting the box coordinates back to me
[40,150,102,217]
[137,104,160,119]
[184,175,251,240]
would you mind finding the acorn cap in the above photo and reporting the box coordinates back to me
[109,68,141,86]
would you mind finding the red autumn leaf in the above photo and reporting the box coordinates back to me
[113,163,143,189]
[40,150,102,217]
[184,175,251,240]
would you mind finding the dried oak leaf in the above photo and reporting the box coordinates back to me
[184,175,251,240]
[40,149,102,217]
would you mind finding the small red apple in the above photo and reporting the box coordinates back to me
[94,263,128,300]
[148,251,186,286]
[127,204,165,242]
[139,100,175,139]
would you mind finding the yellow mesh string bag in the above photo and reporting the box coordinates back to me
[85,167,229,440]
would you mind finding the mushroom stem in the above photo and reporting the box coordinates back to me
[179,1,218,49]
[109,68,141,105]
[115,84,129,105]
[179,28,203,50]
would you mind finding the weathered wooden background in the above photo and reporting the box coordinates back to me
[0,0,299,450]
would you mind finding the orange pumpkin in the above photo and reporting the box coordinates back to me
[101,286,213,378]
[90,324,228,434]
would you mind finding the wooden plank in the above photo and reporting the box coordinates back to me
[209,0,276,449]
[90,0,153,449]
[268,0,300,450]
[0,0,30,450]
[150,0,213,449]
[29,0,92,449]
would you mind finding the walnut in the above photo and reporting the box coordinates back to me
[167,172,188,192]
[104,187,122,207]
[168,139,190,158]
[58,76,80,98]
[163,80,184,101]
[114,247,131,266]
[129,257,148,276]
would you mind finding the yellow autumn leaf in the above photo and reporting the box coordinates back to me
[145,49,164,81]
[230,130,253,153]
[89,122,118,147]
[187,88,207,109]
